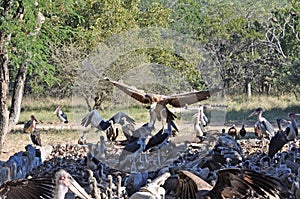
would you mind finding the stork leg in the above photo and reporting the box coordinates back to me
[261,138,265,154]
[157,150,161,166]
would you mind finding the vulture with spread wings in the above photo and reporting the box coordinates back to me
[105,77,221,130]
[165,168,290,199]
[81,109,135,132]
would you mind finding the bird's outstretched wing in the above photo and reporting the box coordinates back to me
[107,78,154,104]
[0,177,54,199]
[164,88,221,108]
[209,168,290,198]
[81,109,103,128]
[107,78,221,107]
[268,131,289,158]
[109,112,135,125]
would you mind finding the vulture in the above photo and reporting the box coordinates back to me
[0,177,54,199]
[239,124,247,137]
[166,168,290,199]
[105,77,221,130]
[81,109,135,132]
[227,124,238,140]
[54,106,68,123]
[0,169,91,199]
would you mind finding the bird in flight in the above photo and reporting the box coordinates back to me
[105,77,221,131]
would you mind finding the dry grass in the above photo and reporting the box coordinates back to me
[1,94,299,161]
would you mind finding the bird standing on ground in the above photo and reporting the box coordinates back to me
[105,77,220,132]
[227,124,238,140]
[193,105,208,141]
[54,106,68,124]
[144,120,175,166]
[30,129,42,146]
[239,124,247,137]
[268,112,300,158]
[81,109,135,133]
[23,115,38,134]
[105,120,119,142]
[248,107,275,153]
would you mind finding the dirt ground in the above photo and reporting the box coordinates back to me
[0,121,258,162]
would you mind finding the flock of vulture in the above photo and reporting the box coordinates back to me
[0,77,299,199]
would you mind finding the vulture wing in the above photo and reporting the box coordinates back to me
[109,112,135,125]
[81,109,103,128]
[208,168,290,198]
[176,170,212,199]
[0,177,54,199]
[107,78,157,104]
[163,88,222,108]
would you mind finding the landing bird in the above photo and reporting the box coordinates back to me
[23,115,38,133]
[0,176,54,199]
[81,109,135,132]
[193,105,208,140]
[248,107,275,153]
[54,106,68,123]
[144,120,175,166]
[168,168,290,199]
[105,77,220,131]
[268,113,300,158]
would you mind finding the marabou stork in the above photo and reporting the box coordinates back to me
[227,124,238,140]
[54,106,68,123]
[55,169,91,199]
[23,115,38,134]
[0,169,91,199]
[268,113,300,158]
[166,168,290,199]
[144,120,175,166]
[105,77,220,131]
[118,136,147,172]
[30,129,42,146]
[248,107,275,153]
[81,109,135,133]
[193,105,208,141]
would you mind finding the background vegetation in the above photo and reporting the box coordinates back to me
[0,0,299,153]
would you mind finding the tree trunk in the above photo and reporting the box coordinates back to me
[8,65,27,132]
[0,53,10,153]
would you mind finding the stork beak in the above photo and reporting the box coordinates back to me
[295,113,300,117]
[67,175,91,199]
[247,111,257,118]
[192,113,198,118]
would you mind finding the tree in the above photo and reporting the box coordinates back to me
[0,0,82,153]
